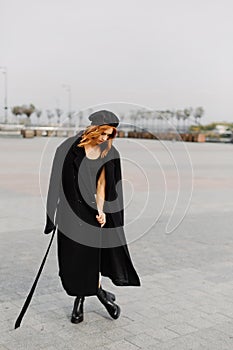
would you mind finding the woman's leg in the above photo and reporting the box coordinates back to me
[71,296,85,324]
[96,288,120,320]
[98,272,116,302]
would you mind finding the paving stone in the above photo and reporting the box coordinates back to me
[165,323,198,336]
[103,327,136,341]
[0,345,10,350]
[125,332,160,347]
[145,333,217,350]
[0,331,15,344]
[186,317,216,330]
[147,327,179,342]
[105,340,141,349]
[124,322,155,336]
[197,327,233,347]
[81,333,113,347]
[212,321,233,336]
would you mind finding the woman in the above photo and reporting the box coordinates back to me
[44,110,140,324]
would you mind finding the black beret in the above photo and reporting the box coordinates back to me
[88,110,119,127]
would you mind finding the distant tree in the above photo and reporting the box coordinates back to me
[151,110,157,132]
[46,110,54,125]
[129,110,138,131]
[166,110,175,128]
[35,109,42,125]
[176,110,183,132]
[163,110,173,132]
[183,108,192,131]
[202,122,217,131]
[55,108,63,124]
[140,110,145,130]
[189,125,202,132]
[190,122,233,133]
[118,113,125,127]
[87,108,93,118]
[67,110,75,126]
[78,111,84,127]
[156,111,164,133]
[22,104,36,119]
[193,107,204,124]
[12,106,23,123]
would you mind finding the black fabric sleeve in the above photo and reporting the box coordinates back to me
[44,131,84,234]
[44,147,61,234]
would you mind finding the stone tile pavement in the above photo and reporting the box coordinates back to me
[0,137,233,349]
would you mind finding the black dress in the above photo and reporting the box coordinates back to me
[45,135,141,297]
[81,153,104,198]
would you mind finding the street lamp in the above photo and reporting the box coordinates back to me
[0,66,8,124]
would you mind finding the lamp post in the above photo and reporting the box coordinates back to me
[0,66,8,124]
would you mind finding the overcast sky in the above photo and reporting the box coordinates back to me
[1,0,233,123]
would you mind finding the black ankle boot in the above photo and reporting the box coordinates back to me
[97,288,120,320]
[71,296,85,324]
[99,285,116,302]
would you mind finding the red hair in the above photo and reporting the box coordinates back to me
[78,125,117,157]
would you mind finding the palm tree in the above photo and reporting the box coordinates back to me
[78,111,83,127]
[164,110,174,132]
[55,108,63,124]
[35,109,42,125]
[46,110,54,125]
[118,113,125,128]
[140,110,146,130]
[130,110,138,132]
[176,110,183,132]
[87,108,93,118]
[194,107,204,125]
[182,108,192,132]
[144,111,151,131]
[67,110,75,127]
[157,111,164,133]
[12,106,23,124]
[151,110,157,133]
[163,110,172,132]
[22,104,36,125]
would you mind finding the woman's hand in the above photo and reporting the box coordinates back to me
[96,211,106,227]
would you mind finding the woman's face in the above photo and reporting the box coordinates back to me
[95,127,114,145]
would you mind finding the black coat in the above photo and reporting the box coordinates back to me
[44,133,140,296]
